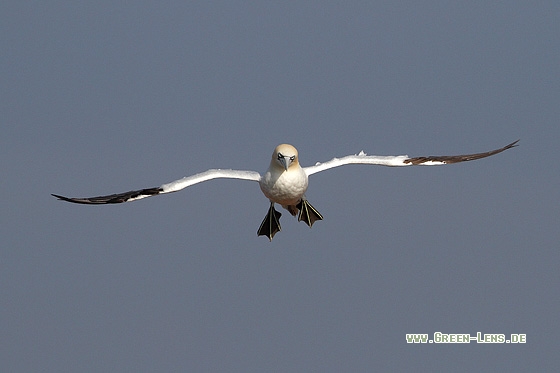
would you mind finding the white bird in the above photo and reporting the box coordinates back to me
[52,140,518,240]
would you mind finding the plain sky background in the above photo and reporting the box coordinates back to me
[2,1,559,371]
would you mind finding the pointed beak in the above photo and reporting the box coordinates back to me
[280,157,289,171]
[279,156,290,171]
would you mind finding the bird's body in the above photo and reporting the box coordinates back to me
[259,165,308,207]
[256,144,321,239]
[53,140,519,240]
[259,144,308,209]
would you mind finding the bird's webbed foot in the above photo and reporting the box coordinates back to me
[257,203,282,241]
[296,199,323,227]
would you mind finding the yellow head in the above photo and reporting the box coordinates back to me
[271,144,299,171]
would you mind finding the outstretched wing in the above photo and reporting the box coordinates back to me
[52,187,162,204]
[52,169,262,205]
[304,140,518,176]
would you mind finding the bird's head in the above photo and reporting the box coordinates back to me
[272,144,299,171]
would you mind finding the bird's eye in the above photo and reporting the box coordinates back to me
[277,153,283,160]
[290,156,295,162]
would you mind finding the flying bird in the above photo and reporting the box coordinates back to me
[52,140,518,240]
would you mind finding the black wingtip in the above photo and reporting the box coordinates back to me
[404,139,520,165]
[51,193,102,204]
[51,187,162,205]
[51,193,70,201]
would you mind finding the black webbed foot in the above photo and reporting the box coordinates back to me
[296,199,323,227]
[257,203,282,241]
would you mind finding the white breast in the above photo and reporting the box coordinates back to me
[259,167,308,205]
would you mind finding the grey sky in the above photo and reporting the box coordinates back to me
[2,1,558,371]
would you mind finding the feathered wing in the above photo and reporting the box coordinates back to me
[304,140,518,176]
[403,140,519,165]
[52,169,262,205]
